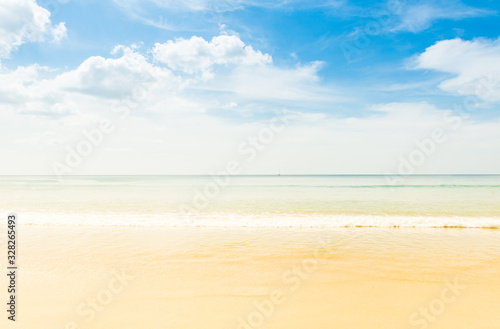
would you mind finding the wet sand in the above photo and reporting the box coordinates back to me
[1,225,499,329]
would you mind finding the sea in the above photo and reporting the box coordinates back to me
[1,174,499,228]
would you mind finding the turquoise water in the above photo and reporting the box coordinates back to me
[0,175,499,227]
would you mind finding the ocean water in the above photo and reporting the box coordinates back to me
[1,175,500,228]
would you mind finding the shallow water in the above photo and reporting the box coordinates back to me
[1,175,500,227]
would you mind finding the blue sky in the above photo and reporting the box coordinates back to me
[1,0,500,174]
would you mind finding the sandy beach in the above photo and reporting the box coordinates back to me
[1,225,499,329]
[2,0,500,327]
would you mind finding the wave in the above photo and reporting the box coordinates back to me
[9,212,500,229]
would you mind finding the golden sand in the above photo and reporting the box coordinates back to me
[1,226,499,329]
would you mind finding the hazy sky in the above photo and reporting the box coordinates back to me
[1,0,500,175]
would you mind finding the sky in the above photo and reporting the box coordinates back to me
[1,0,500,175]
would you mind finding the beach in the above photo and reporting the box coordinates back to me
[0,175,499,328]
[0,225,499,328]
[3,0,500,327]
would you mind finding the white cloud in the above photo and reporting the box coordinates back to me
[0,0,67,60]
[0,46,180,118]
[0,32,342,174]
[202,61,335,102]
[414,38,500,101]
[390,1,492,33]
[152,34,272,79]
[0,33,329,120]
[51,22,67,43]
[113,0,343,30]
[0,64,76,117]
[56,45,176,99]
[2,98,500,174]
[150,34,337,104]
[114,0,342,13]
[1,33,499,174]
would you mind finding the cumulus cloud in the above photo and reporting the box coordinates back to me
[0,64,77,117]
[0,46,180,118]
[414,37,500,101]
[0,0,67,59]
[152,34,272,79]
[56,45,176,99]
[0,31,348,174]
[4,33,498,175]
[151,34,338,106]
[51,22,67,43]
[0,33,330,120]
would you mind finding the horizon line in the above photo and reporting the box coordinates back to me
[1,174,500,177]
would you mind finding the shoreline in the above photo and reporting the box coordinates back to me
[3,210,500,229]
[10,222,500,230]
